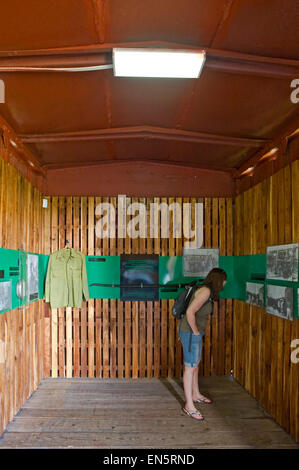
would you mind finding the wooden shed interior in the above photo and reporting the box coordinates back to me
[0,0,298,448]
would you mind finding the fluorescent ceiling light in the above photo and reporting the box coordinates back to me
[113,48,206,78]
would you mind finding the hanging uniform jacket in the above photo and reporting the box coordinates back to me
[44,248,89,308]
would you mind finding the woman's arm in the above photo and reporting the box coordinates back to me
[185,286,211,335]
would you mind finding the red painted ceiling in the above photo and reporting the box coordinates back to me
[0,0,298,185]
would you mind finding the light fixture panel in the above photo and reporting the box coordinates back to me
[113,48,206,78]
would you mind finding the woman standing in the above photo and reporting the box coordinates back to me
[178,268,227,421]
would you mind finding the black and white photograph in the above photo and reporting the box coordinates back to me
[266,243,298,282]
[183,248,219,277]
[0,280,11,312]
[246,282,264,307]
[26,254,39,302]
[266,285,293,321]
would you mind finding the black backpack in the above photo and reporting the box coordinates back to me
[172,280,198,320]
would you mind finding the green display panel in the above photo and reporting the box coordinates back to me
[0,248,49,314]
[159,256,237,300]
[230,254,266,300]
[39,254,49,298]
[1,249,298,319]
[87,256,120,300]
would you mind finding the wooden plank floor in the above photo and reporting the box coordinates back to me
[0,376,298,449]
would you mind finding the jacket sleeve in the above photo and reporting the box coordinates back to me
[44,254,52,302]
[81,253,89,301]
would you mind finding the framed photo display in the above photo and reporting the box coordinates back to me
[26,254,39,302]
[0,280,12,313]
[266,284,293,320]
[266,243,298,282]
[246,282,264,307]
[183,248,219,278]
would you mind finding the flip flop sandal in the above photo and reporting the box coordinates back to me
[182,407,204,421]
[194,397,212,404]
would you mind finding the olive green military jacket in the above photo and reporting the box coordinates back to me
[44,248,89,308]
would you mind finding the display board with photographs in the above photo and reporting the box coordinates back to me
[246,282,264,307]
[0,281,12,312]
[183,248,219,277]
[26,254,39,302]
[266,284,293,320]
[266,243,298,282]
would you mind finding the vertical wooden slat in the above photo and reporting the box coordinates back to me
[88,197,95,378]
[95,196,102,378]
[139,300,146,378]
[203,198,211,376]
[146,197,153,378]
[131,197,139,378]
[139,197,146,378]
[58,197,65,377]
[211,198,219,376]
[161,197,168,377]
[175,197,183,378]
[51,197,58,378]
[125,302,131,378]
[168,197,175,378]
[66,197,73,378]
[102,197,110,378]
[124,196,131,377]
[80,197,87,378]
[43,196,51,378]
[73,196,80,377]
[225,197,233,375]
[218,198,226,376]
[153,197,161,378]
[117,197,124,378]
[110,197,117,378]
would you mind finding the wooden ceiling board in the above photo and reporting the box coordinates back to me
[211,0,299,59]
[0,1,97,50]
[0,71,109,133]
[107,0,226,45]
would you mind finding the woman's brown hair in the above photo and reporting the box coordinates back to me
[202,268,227,300]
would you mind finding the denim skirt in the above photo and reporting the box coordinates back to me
[178,328,204,367]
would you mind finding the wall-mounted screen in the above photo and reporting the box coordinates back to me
[120,254,159,301]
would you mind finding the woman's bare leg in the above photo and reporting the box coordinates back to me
[192,363,201,399]
[192,362,212,403]
[182,365,203,420]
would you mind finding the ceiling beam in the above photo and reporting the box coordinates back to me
[233,115,299,178]
[41,158,235,173]
[0,42,298,78]
[0,114,46,176]
[19,126,268,148]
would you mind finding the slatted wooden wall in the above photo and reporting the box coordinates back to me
[0,156,45,435]
[233,158,299,443]
[42,197,234,379]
